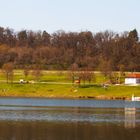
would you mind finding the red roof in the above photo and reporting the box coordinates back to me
[127,74,140,78]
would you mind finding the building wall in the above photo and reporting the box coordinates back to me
[125,78,137,84]
[136,78,140,83]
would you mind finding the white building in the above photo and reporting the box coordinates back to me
[125,74,140,85]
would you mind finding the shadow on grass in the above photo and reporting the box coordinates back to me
[79,84,102,88]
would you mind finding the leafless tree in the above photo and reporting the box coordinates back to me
[2,63,14,83]
[24,65,30,81]
[32,64,42,82]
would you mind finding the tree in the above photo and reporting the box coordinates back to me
[79,68,95,85]
[17,30,28,47]
[42,31,51,46]
[99,58,114,84]
[128,29,139,43]
[118,64,125,84]
[0,27,5,45]
[2,63,14,83]
[32,65,42,81]
[68,63,79,84]
[0,26,139,72]
[24,65,30,81]
[86,71,95,84]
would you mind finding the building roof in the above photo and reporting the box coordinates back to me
[127,74,140,78]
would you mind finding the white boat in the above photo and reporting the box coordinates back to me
[132,95,140,101]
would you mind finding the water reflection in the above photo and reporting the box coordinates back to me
[0,107,125,122]
[0,121,140,140]
[0,98,139,140]
[125,108,136,128]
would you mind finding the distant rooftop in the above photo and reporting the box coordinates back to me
[127,74,140,78]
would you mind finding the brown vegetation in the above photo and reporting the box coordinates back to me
[0,27,139,73]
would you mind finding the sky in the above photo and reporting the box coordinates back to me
[0,0,140,34]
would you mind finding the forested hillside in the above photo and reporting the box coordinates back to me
[0,27,139,71]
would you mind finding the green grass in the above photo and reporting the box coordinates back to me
[0,70,68,82]
[0,70,139,99]
[0,83,139,99]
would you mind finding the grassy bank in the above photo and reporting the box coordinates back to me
[0,83,140,100]
[0,70,139,100]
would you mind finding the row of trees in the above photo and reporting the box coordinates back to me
[2,63,95,85]
[0,27,139,72]
[2,63,42,83]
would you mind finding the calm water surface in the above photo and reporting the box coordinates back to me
[0,98,140,140]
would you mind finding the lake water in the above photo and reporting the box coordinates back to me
[0,98,140,140]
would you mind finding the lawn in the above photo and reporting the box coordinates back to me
[0,82,139,99]
[0,70,139,100]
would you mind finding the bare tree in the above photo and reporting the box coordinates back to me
[79,68,94,85]
[68,63,79,84]
[2,63,14,83]
[24,65,30,81]
[32,65,42,82]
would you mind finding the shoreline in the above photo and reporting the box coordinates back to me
[0,94,131,101]
[0,81,138,101]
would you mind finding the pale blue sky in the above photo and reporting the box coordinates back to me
[0,0,140,33]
